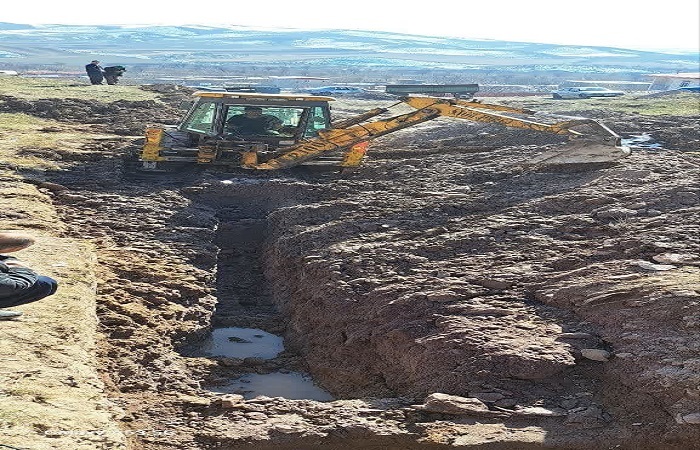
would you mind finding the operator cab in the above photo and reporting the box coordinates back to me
[179,91,334,142]
[138,91,336,170]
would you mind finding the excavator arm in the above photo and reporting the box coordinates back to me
[248,108,440,170]
[245,96,629,170]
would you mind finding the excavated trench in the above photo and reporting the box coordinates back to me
[44,156,455,448]
[179,189,336,402]
[45,158,587,449]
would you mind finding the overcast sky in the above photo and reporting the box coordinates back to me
[3,0,699,52]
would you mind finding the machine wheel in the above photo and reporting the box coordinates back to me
[120,139,204,181]
[120,146,174,178]
[121,155,202,181]
[553,94,563,99]
[120,146,149,179]
[578,94,589,99]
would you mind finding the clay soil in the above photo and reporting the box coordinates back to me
[1,82,699,449]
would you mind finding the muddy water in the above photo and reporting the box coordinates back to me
[213,372,335,401]
[192,326,335,400]
[622,133,662,149]
[196,326,284,359]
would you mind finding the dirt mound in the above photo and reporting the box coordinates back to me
[0,92,186,135]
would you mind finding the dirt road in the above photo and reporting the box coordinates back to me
[1,81,699,449]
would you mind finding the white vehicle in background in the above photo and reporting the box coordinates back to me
[552,87,625,99]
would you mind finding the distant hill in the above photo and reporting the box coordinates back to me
[0,22,697,78]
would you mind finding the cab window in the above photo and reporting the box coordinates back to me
[224,106,304,136]
[304,106,330,138]
[181,101,217,134]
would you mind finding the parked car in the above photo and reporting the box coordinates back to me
[304,86,367,96]
[552,87,625,99]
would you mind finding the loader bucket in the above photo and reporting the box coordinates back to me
[527,139,631,166]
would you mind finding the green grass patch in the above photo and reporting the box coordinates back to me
[0,113,94,145]
[0,75,160,102]
[0,111,62,132]
[0,112,106,170]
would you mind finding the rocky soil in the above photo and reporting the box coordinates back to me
[3,86,699,449]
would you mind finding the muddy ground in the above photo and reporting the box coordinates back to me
[2,86,699,449]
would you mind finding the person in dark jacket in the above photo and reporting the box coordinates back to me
[0,233,58,320]
[85,60,105,85]
[225,106,283,135]
[103,65,126,85]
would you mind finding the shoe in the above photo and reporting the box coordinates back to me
[0,310,23,320]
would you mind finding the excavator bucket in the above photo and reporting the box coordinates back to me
[524,118,630,167]
[527,138,631,166]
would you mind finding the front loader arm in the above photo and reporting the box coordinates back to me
[245,97,546,170]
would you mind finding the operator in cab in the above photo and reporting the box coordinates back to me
[226,106,283,136]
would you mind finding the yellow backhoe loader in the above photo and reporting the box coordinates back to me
[132,91,629,172]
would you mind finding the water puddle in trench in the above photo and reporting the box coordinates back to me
[198,327,284,359]
[191,325,334,401]
[212,371,335,401]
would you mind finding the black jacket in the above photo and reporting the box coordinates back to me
[104,66,126,75]
[0,256,39,299]
[226,114,282,135]
[85,63,104,76]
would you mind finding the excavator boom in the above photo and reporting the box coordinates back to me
[246,96,629,170]
[249,108,440,170]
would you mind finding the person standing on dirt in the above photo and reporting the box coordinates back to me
[103,65,126,85]
[85,60,105,85]
[226,106,283,135]
[0,233,59,320]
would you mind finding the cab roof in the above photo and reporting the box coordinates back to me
[193,91,335,102]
